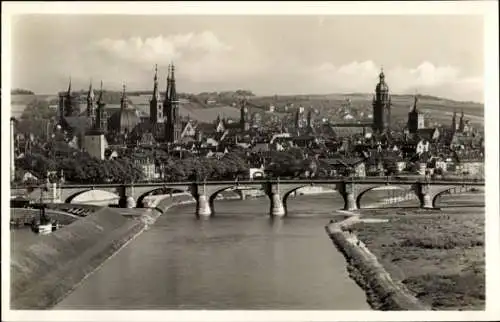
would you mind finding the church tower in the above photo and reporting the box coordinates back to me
[294,108,301,130]
[58,78,71,124]
[64,78,76,117]
[120,83,129,110]
[372,68,391,133]
[87,80,96,127]
[165,63,181,143]
[458,110,465,132]
[407,95,425,134]
[240,98,250,131]
[307,108,313,130]
[96,80,107,132]
[150,64,164,124]
[451,110,458,132]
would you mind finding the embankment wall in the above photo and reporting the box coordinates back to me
[10,193,198,309]
[326,224,430,311]
[10,208,152,309]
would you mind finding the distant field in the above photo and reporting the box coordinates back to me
[352,192,485,310]
[11,92,484,125]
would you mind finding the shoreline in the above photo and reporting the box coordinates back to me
[11,188,417,309]
[325,193,431,311]
[325,219,430,310]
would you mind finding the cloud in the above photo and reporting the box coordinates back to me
[57,33,483,102]
[305,61,483,102]
[92,31,232,65]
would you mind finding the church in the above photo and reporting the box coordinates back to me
[56,63,184,154]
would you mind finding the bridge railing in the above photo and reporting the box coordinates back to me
[11,176,485,190]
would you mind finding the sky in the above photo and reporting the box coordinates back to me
[11,14,484,102]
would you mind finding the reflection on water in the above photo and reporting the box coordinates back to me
[55,194,371,310]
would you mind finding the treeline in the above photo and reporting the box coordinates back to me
[155,152,250,181]
[12,88,35,95]
[15,148,144,184]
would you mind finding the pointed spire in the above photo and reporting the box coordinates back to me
[165,64,171,103]
[451,109,457,131]
[97,80,104,103]
[67,76,72,95]
[168,62,177,103]
[458,109,465,131]
[152,64,160,101]
[87,79,95,101]
[412,94,418,112]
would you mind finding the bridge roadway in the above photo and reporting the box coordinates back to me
[12,177,485,217]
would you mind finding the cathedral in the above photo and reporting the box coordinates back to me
[57,63,183,147]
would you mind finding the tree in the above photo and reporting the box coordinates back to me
[20,99,55,120]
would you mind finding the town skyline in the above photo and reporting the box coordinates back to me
[12,14,484,102]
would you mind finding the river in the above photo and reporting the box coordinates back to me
[55,193,380,310]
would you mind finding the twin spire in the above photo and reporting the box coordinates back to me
[151,62,177,103]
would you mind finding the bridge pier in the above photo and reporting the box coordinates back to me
[344,191,357,211]
[196,195,212,217]
[417,183,434,209]
[190,183,214,217]
[420,193,433,208]
[263,182,286,217]
[269,192,286,216]
[118,185,136,208]
[338,182,358,211]
[236,189,247,200]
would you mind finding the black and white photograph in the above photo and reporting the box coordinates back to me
[2,1,499,321]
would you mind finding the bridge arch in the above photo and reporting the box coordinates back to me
[207,184,262,213]
[136,187,188,208]
[355,184,415,209]
[431,185,483,208]
[207,185,255,213]
[281,183,340,213]
[65,189,120,205]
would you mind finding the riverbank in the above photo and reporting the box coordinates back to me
[10,191,223,309]
[325,209,430,310]
[353,205,485,310]
[327,192,485,310]
[10,206,152,309]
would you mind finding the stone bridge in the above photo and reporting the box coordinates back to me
[12,178,485,217]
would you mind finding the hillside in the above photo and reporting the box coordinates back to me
[10,91,484,127]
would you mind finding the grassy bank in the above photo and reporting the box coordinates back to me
[351,201,484,310]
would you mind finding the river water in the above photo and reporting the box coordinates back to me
[55,193,376,310]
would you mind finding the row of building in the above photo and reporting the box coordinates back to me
[10,64,484,183]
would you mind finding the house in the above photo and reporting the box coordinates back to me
[184,122,197,137]
[416,139,430,154]
[454,150,485,177]
[22,171,39,183]
[320,156,366,177]
[252,143,271,153]
[105,149,119,160]
[416,128,440,142]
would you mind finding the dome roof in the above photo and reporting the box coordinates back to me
[109,107,140,133]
